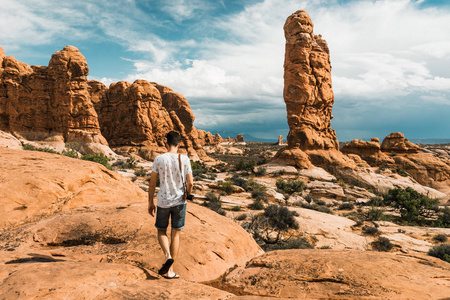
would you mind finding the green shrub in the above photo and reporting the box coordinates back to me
[249,199,264,210]
[134,168,147,177]
[263,237,312,251]
[235,160,255,172]
[255,166,267,177]
[433,234,448,243]
[366,207,387,221]
[203,192,226,216]
[81,153,111,169]
[373,237,394,252]
[276,178,305,195]
[363,226,379,235]
[62,149,78,158]
[22,143,59,154]
[236,214,247,221]
[384,187,439,223]
[126,156,138,169]
[338,202,355,210]
[272,169,287,177]
[232,174,249,191]
[263,204,299,232]
[301,203,333,214]
[428,244,450,263]
[435,207,450,228]
[251,188,266,201]
[232,205,242,212]
[221,181,234,195]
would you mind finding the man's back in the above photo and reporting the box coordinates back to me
[152,153,192,208]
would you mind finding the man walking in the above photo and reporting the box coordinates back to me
[148,131,193,279]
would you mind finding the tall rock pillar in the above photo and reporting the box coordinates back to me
[283,10,338,150]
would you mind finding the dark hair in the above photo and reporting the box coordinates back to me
[166,131,181,147]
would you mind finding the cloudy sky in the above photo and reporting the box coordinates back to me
[1,0,449,141]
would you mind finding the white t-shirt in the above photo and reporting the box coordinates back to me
[152,153,192,208]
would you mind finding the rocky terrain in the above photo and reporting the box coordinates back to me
[0,8,450,300]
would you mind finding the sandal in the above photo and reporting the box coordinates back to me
[163,273,180,279]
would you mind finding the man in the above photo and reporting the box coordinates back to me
[148,131,193,279]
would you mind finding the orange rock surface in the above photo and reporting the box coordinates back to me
[0,46,108,152]
[212,249,450,299]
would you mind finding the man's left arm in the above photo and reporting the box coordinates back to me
[148,171,158,216]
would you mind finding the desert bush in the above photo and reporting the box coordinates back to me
[434,207,450,228]
[428,244,450,263]
[131,176,137,182]
[363,226,379,235]
[276,178,305,195]
[221,181,234,195]
[372,236,394,252]
[433,234,448,243]
[384,187,439,223]
[81,153,111,169]
[203,192,226,216]
[367,196,385,207]
[264,204,299,232]
[249,199,265,210]
[263,237,312,251]
[232,205,242,212]
[126,156,138,169]
[232,174,249,191]
[62,149,78,158]
[366,207,388,221]
[272,169,287,177]
[338,202,355,210]
[22,143,59,154]
[255,166,267,177]
[301,203,333,214]
[236,214,247,221]
[134,168,147,177]
[235,160,255,172]
[251,188,267,201]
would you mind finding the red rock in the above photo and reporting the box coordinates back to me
[341,139,381,157]
[381,132,420,153]
[0,46,109,154]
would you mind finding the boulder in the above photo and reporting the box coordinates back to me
[381,132,420,153]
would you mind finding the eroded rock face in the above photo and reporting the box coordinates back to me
[89,80,208,161]
[0,46,108,153]
[283,10,338,151]
[381,132,420,153]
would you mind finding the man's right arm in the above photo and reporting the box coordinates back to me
[148,171,158,216]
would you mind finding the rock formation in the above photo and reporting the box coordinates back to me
[282,10,338,151]
[273,10,350,169]
[0,46,110,154]
[235,133,245,143]
[381,132,420,153]
[88,79,210,161]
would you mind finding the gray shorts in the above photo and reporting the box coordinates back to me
[155,203,187,230]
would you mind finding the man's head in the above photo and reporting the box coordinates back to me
[166,131,181,147]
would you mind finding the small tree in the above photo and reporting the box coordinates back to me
[383,187,438,223]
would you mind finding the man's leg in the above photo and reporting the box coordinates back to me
[168,229,181,274]
[157,229,172,260]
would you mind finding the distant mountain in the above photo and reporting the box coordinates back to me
[409,138,450,144]
[208,129,278,143]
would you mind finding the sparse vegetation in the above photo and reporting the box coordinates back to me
[300,202,333,214]
[276,178,305,195]
[232,205,242,212]
[221,181,234,195]
[255,166,267,176]
[61,149,78,158]
[203,192,226,216]
[236,213,247,221]
[263,237,312,251]
[433,234,448,243]
[235,159,256,173]
[373,236,394,252]
[22,143,59,154]
[249,199,265,210]
[384,187,439,224]
[134,168,147,177]
[338,202,355,210]
[81,153,111,170]
[363,226,379,235]
[428,244,450,263]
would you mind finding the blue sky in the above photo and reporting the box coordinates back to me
[1,0,449,141]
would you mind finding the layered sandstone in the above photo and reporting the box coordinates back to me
[381,132,420,153]
[282,10,338,151]
[0,46,109,154]
[88,80,208,160]
[274,10,345,169]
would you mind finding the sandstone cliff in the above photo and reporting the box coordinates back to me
[0,46,110,154]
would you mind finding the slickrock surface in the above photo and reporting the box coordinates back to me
[0,46,110,154]
[282,10,338,151]
[211,249,450,299]
[0,148,144,230]
[0,261,232,299]
[0,148,262,284]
